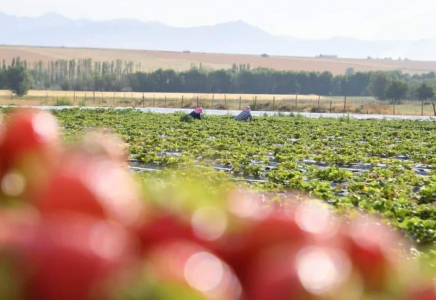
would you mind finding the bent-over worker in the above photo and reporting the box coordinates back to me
[189,107,203,120]
[235,106,253,122]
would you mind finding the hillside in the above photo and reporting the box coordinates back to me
[2,45,436,75]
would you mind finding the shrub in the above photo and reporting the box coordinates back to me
[6,66,32,97]
[54,98,73,106]
[310,107,322,113]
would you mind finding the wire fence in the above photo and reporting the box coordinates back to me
[0,91,434,116]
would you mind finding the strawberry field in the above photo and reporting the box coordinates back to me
[52,108,436,246]
[3,107,436,300]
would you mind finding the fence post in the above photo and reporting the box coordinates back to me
[393,99,396,115]
[239,96,242,110]
[181,95,184,108]
[254,96,257,110]
[422,99,424,116]
[343,96,347,113]
[142,93,145,108]
[93,91,96,103]
[113,92,116,106]
[153,95,155,107]
[329,100,332,113]
[73,91,76,103]
[102,92,104,104]
[295,94,298,111]
[224,95,227,109]
[165,95,167,108]
[273,96,275,111]
[317,95,320,109]
[432,102,436,116]
[123,92,126,106]
[212,94,214,109]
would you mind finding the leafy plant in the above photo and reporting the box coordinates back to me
[180,114,194,123]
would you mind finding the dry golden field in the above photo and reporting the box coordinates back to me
[0,90,323,110]
[2,45,436,75]
[0,90,321,102]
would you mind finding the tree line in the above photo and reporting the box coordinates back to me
[1,56,436,101]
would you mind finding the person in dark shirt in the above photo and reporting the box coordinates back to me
[189,107,203,120]
[235,106,253,122]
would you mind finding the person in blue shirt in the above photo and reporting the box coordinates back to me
[235,106,253,122]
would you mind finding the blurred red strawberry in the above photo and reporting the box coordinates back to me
[341,216,401,291]
[116,240,242,300]
[0,109,62,197]
[134,213,199,253]
[0,109,60,167]
[0,212,139,300]
[213,201,339,283]
[31,153,145,226]
[406,286,436,300]
[244,245,353,300]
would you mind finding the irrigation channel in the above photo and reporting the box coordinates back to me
[3,105,434,199]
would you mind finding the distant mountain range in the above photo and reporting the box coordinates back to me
[1,12,436,61]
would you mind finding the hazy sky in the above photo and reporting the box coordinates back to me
[1,0,435,40]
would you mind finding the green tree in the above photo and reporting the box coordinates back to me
[0,69,7,89]
[416,83,435,101]
[345,67,355,75]
[317,71,333,95]
[296,72,312,94]
[7,66,32,97]
[386,81,408,102]
[342,72,371,96]
[368,72,391,100]
[207,70,232,93]
[181,68,207,93]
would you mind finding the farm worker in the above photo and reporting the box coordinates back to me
[189,107,203,120]
[235,106,253,122]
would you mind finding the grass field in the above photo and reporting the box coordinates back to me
[1,90,434,116]
[2,45,436,75]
